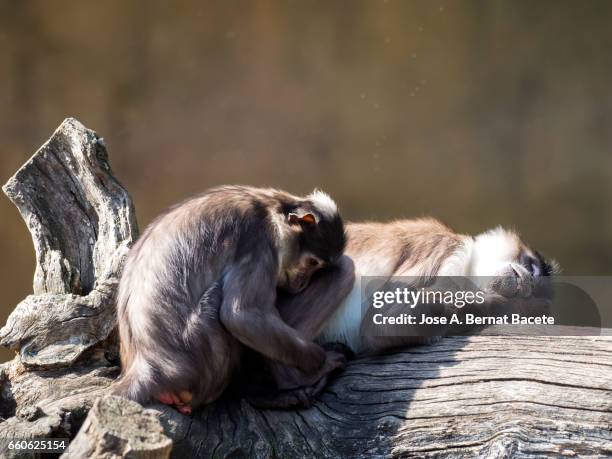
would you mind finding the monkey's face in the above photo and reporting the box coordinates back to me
[471,228,556,298]
[278,202,346,294]
[280,253,326,294]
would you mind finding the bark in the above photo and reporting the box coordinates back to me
[62,396,172,459]
[0,119,611,458]
[0,118,138,369]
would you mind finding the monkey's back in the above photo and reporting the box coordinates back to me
[115,186,281,404]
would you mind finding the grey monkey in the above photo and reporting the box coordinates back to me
[114,185,354,414]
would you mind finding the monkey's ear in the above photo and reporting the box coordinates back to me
[288,213,317,226]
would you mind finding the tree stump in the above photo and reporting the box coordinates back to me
[62,396,172,459]
[0,119,611,458]
[1,117,138,369]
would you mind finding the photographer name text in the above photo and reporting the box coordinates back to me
[372,313,555,326]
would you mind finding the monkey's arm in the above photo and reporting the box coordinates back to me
[358,277,451,353]
[359,276,552,353]
[235,257,355,408]
[276,255,355,337]
[219,260,326,373]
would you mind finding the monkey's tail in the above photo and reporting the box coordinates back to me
[111,356,157,404]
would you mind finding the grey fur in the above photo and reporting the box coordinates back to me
[114,186,347,407]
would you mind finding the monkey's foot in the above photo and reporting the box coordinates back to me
[156,390,193,415]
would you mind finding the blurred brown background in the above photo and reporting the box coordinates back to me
[1,1,611,361]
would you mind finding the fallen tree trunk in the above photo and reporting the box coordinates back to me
[0,119,611,458]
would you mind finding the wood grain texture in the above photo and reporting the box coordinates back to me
[0,118,138,368]
[157,335,612,458]
[2,117,138,296]
[0,358,117,457]
[62,396,172,459]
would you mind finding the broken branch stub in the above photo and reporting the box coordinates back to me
[0,118,138,368]
[61,396,172,459]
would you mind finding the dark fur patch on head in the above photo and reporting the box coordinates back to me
[531,250,557,299]
[535,250,556,277]
[299,206,346,264]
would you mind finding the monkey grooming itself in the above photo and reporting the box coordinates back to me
[114,186,354,414]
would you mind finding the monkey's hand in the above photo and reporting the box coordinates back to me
[321,341,355,360]
[483,268,553,312]
[247,345,350,410]
[276,345,348,391]
[487,273,534,299]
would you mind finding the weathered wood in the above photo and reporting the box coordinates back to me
[0,359,117,443]
[2,117,138,296]
[1,119,611,458]
[152,335,612,458]
[0,118,134,457]
[61,396,172,459]
[0,118,138,369]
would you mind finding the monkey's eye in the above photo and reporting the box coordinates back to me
[308,257,321,267]
[519,251,540,276]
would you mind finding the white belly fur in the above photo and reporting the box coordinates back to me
[317,275,363,351]
[317,252,396,352]
[317,241,472,352]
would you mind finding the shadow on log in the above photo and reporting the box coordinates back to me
[0,119,611,458]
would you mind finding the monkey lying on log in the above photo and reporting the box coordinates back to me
[114,186,355,414]
[316,219,555,351]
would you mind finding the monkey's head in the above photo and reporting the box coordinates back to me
[278,190,347,294]
[470,227,558,298]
